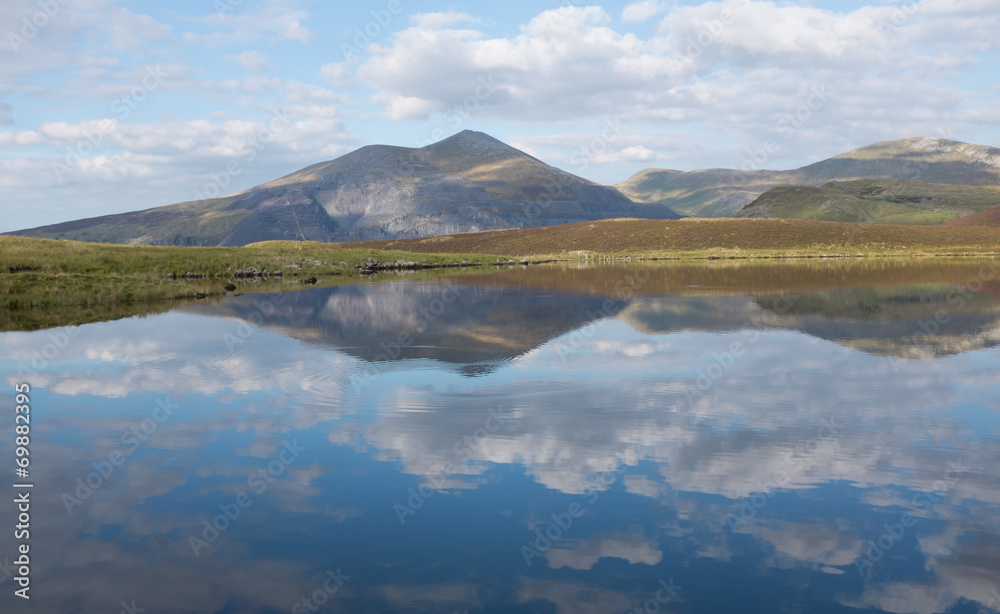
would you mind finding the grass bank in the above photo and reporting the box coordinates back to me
[3,217,998,329]
[0,236,499,325]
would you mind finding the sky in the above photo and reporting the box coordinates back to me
[0,0,998,233]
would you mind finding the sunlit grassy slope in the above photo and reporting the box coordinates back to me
[344,217,1000,258]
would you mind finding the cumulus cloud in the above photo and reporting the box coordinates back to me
[2,0,999,228]
[226,50,273,72]
[0,104,357,228]
[345,2,998,174]
[622,1,667,23]
[620,145,658,162]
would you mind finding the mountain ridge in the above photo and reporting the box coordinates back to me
[8,134,999,245]
[616,137,1000,217]
[9,130,680,246]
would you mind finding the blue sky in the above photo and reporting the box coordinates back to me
[1,0,998,232]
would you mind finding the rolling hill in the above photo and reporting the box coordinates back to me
[617,137,1000,217]
[734,179,1000,224]
[6,131,680,246]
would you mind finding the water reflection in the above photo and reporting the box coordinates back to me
[0,261,998,614]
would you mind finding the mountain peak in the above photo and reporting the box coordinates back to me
[836,137,1000,167]
[7,128,681,245]
[424,129,520,155]
[445,129,503,143]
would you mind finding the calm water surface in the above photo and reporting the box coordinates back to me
[1,260,999,614]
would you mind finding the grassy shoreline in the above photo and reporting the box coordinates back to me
[0,236,500,313]
[2,217,998,329]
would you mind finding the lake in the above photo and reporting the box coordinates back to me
[2,259,999,613]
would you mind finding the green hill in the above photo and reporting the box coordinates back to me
[617,137,1000,217]
[735,180,1000,224]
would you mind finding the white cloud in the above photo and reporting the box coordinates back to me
[622,1,667,23]
[620,145,658,162]
[1,0,999,225]
[226,50,273,72]
[318,61,354,87]
[184,1,315,48]
[346,1,998,170]
[356,7,676,121]
[277,18,312,43]
[0,106,357,227]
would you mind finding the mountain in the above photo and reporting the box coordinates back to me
[7,131,680,246]
[734,179,1000,224]
[617,137,1000,217]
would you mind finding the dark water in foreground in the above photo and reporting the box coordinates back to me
[1,260,999,614]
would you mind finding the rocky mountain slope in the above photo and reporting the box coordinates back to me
[7,131,679,246]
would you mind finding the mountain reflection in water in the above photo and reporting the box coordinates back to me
[0,259,998,614]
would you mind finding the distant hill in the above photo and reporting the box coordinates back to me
[6,131,680,246]
[617,137,1000,217]
[943,205,1000,227]
[735,179,1000,224]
